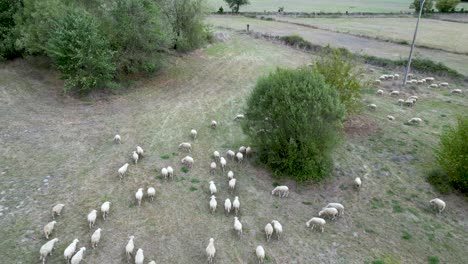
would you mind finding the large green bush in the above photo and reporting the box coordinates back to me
[242,68,345,182]
[0,0,23,60]
[409,0,434,14]
[435,116,468,193]
[436,0,460,12]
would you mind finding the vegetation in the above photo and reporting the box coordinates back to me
[435,116,468,193]
[410,0,434,14]
[224,0,250,13]
[436,0,460,12]
[0,0,22,60]
[242,68,345,182]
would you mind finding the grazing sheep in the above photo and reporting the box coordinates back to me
[118,163,129,180]
[136,146,144,157]
[355,177,362,189]
[161,167,168,179]
[387,115,395,121]
[428,84,439,88]
[167,166,174,179]
[135,188,144,206]
[191,129,197,139]
[147,187,156,201]
[430,198,446,214]
[179,142,192,152]
[209,181,217,195]
[425,77,435,83]
[397,99,405,104]
[256,245,265,263]
[408,95,418,101]
[91,228,102,249]
[101,201,110,220]
[52,203,65,219]
[417,80,424,85]
[64,239,79,262]
[210,162,217,174]
[387,74,394,80]
[451,89,462,94]
[87,210,97,229]
[113,134,121,144]
[376,89,384,96]
[224,198,232,215]
[236,152,243,163]
[370,68,375,73]
[226,150,235,160]
[410,79,419,84]
[271,220,283,239]
[209,195,217,214]
[233,217,243,237]
[70,247,86,264]
[206,238,216,264]
[394,74,399,80]
[404,100,415,107]
[211,120,217,129]
[135,248,144,264]
[220,157,226,171]
[368,104,377,111]
[318,207,339,220]
[390,90,400,97]
[233,196,240,216]
[440,82,449,87]
[239,146,247,154]
[39,238,59,264]
[181,156,194,168]
[306,217,326,232]
[43,221,57,239]
[374,80,381,85]
[407,73,413,79]
[408,117,423,125]
[213,151,220,161]
[125,236,135,262]
[227,171,234,180]
[246,146,253,157]
[234,114,245,120]
[229,178,236,193]
[325,203,345,216]
[132,151,139,164]
[379,75,386,81]
[265,223,273,242]
[271,186,289,198]
[148,261,156,264]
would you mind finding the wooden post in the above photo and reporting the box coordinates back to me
[404,0,425,86]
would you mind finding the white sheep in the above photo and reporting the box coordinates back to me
[118,163,129,180]
[374,80,381,85]
[379,75,386,81]
[417,80,424,85]
[148,261,156,264]
[224,198,232,215]
[387,74,394,80]
[354,177,362,189]
[70,247,86,264]
[135,248,144,264]
[39,238,59,264]
[211,120,217,129]
[52,203,65,219]
[408,95,418,101]
[404,99,415,107]
[161,167,168,179]
[425,77,435,83]
[239,146,247,154]
[306,217,326,232]
[394,73,400,80]
[226,150,235,160]
[113,134,121,144]
[179,142,192,152]
[407,73,414,79]
[209,195,217,214]
[136,146,144,157]
[181,156,194,168]
[213,150,220,161]
[246,146,253,157]
[256,245,265,263]
[271,220,283,239]
[233,217,243,237]
[387,115,395,121]
[318,207,339,220]
[167,166,174,179]
[451,89,462,94]
[233,196,240,216]
[390,90,400,97]
[234,114,245,120]
[125,236,135,262]
[428,84,439,88]
[440,82,449,87]
[101,201,110,220]
[91,228,102,249]
[135,188,144,206]
[209,181,217,195]
[398,99,405,104]
[132,151,139,164]
[271,186,289,198]
[229,178,236,193]
[43,221,57,239]
[63,238,79,262]
[227,170,234,180]
[368,104,377,111]
[220,157,227,171]
[147,187,156,201]
[210,162,217,174]
[408,117,423,125]
[325,203,345,216]
[236,152,243,163]
[87,209,97,229]
[264,223,273,242]
[376,89,384,96]
[430,198,446,214]
[190,129,197,139]
[206,238,216,264]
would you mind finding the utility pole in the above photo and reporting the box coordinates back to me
[404,0,425,86]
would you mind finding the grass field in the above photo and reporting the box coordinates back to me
[1,31,468,263]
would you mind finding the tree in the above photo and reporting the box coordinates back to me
[242,68,345,182]
[436,0,460,12]
[409,0,435,14]
[0,0,23,60]
[224,0,250,13]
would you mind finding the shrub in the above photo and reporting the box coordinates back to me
[242,68,345,182]
[427,168,452,193]
[410,0,435,14]
[280,34,313,49]
[435,116,468,193]
[436,0,460,12]
[224,0,250,13]
[428,256,440,264]
[46,7,115,93]
[0,0,23,60]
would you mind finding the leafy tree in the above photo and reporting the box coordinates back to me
[0,0,23,60]
[242,68,345,182]
[409,0,435,14]
[436,0,460,12]
[224,0,250,13]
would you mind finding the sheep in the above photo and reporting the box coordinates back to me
[390,90,400,97]
[43,221,57,239]
[236,152,244,163]
[233,217,243,237]
[209,181,217,195]
[70,247,86,264]
[224,198,232,215]
[271,220,283,239]
[148,261,156,264]
[135,188,144,206]
[125,236,135,262]
[210,162,217,174]
[387,115,395,121]
[425,77,435,83]
[118,163,129,180]
[428,84,439,88]
[404,100,415,107]
[229,178,236,194]
[430,198,446,214]
[101,201,110,220]
[387,74,394,80]
[264,223,273,242]
[135,248,144,264]
[256,245,265,263]
[136,146,144,157]
[226,150,235,160]
[354,177,362,189]
[246,146,253,157]
[408,117,423,125]
[220,157,226,171]
[113,134,121,144]
[209,195,217,214]
[368,104,377,111]
[440,82,449,87]
[271,186,289,198]
[206,238,216,264]
[179,142,192,152]
[147,187,156,201]
[379,75,386,81]
[234,114,245,120]
[373,80,381,86]
[233,196,240,216]
[213,151,220,162]
[325,203,345,216]
[63,238,79,262]
[52,203,65,219]
[167,166,174,179]
[91,228,102,249]
[227,171,234,180]
[451,89,462,94]
[397,99,405,104]
[161,167,168,179]
[239,146,247,154]
[87,210,97,229]
[211,120,217,129]
[306,217,326,232]
[394,73,400,80]
[39,238,59,264]
[318,207,339,220]
[407,73,414,79]
[408,95,418,101]
[417,80,424,85]
[181,156,194,168]
[410,79,418,84]
[132,151,139,164]
[190,129,197,139]
[376,89,384,96]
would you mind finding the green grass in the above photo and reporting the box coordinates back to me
[189,186,198,191]
[191,178,200,183]
[160,154,171,159]
[428,256,440,264]
[370,197,385,209]
[181,167,189,173]
[402,231,412,240]
[302,201,312,205]
[392,200,404,213]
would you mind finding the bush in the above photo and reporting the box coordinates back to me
[314,48,365,114]
[435,116,468,193]
[280,34,313,49]
[410,0,434,14]
[46,7,115,93]
[242,68,345,182]
[0,0,23,60]
[427,168,453,194]
[436,0,460,12]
